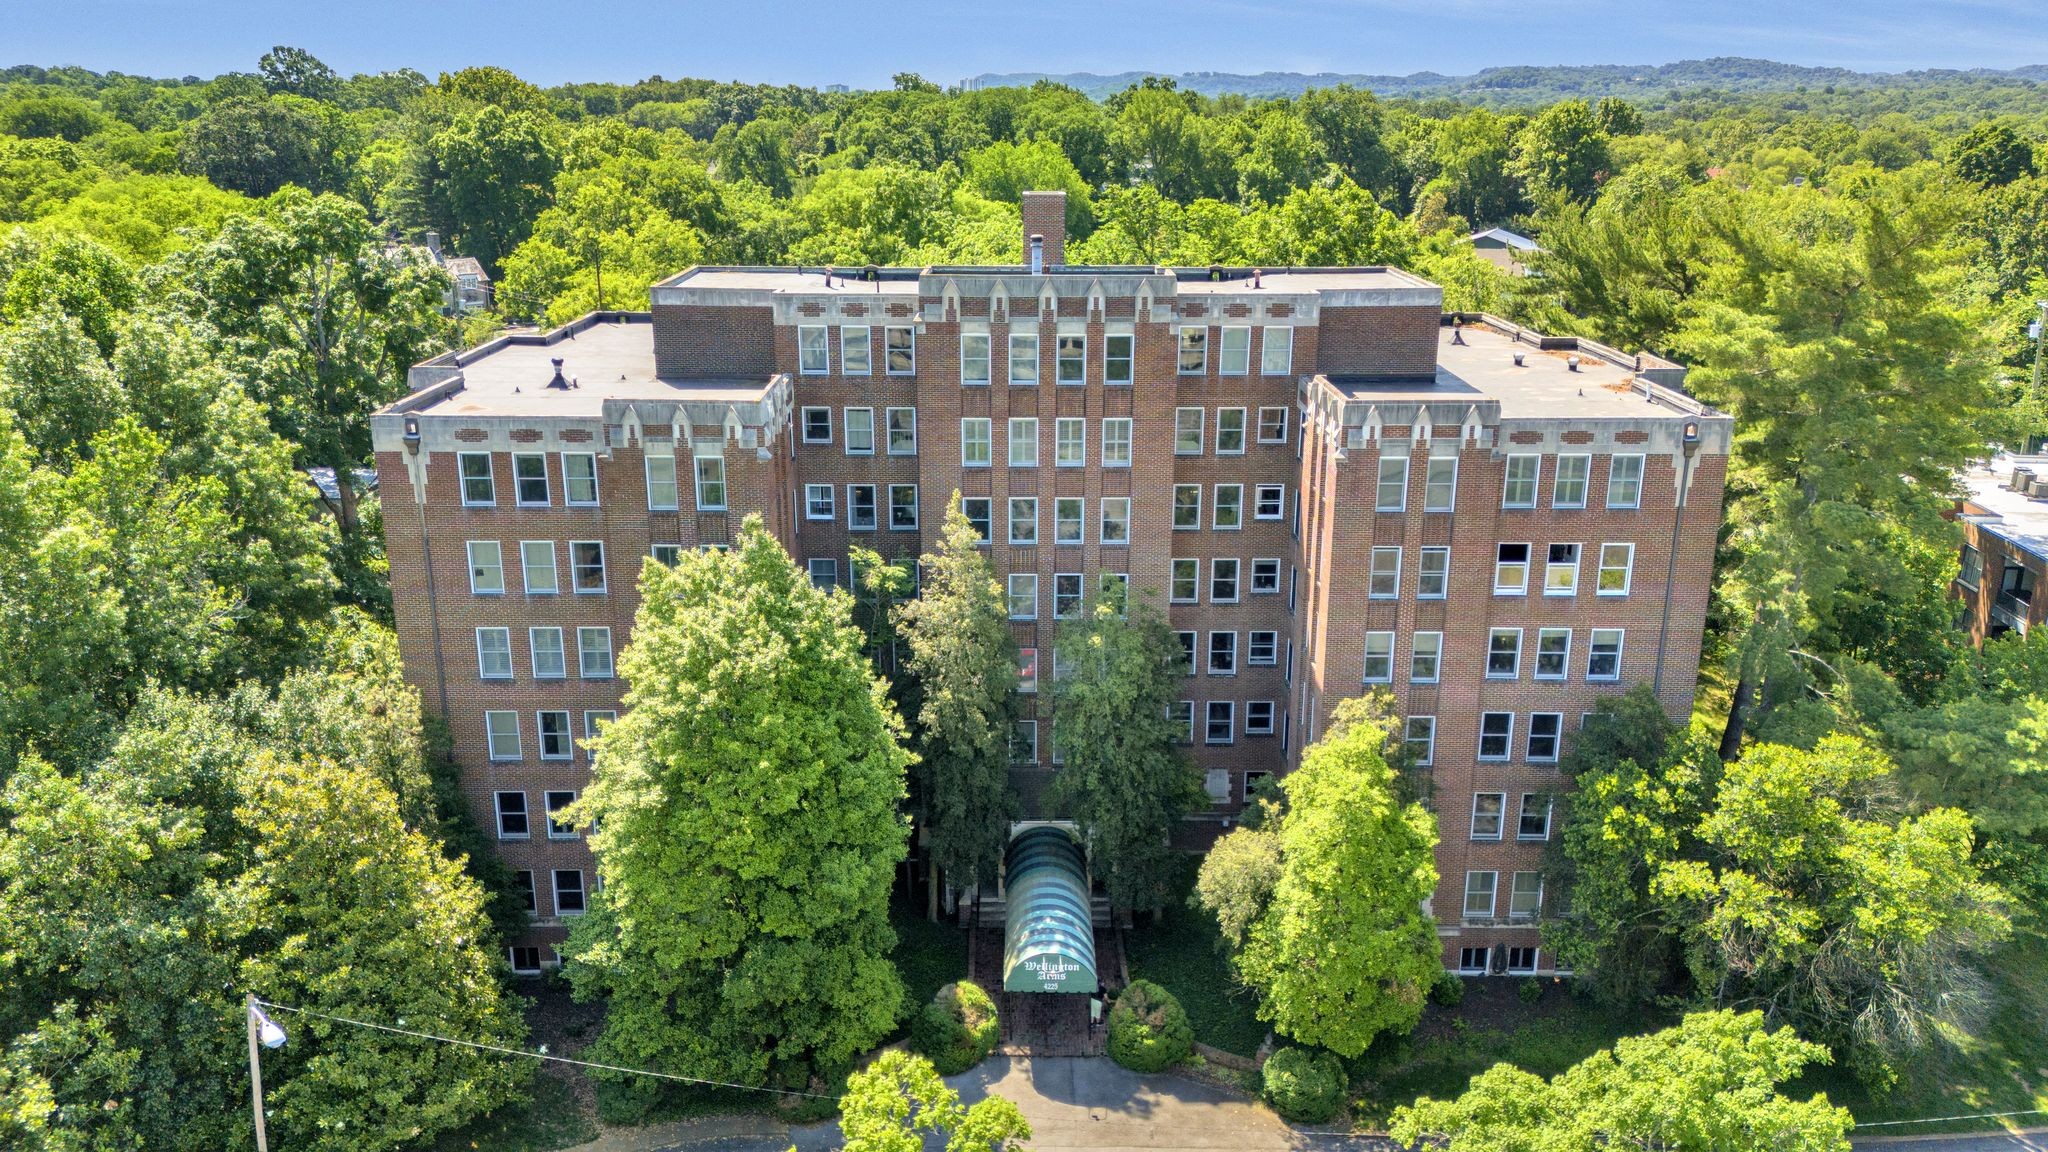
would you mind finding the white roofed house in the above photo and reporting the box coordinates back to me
[1461,227,1542,276]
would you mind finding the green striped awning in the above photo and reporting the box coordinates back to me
[1002,826,1098,994]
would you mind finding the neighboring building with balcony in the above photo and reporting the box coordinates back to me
[371,190,1731,980]
[1953,455,2048,641]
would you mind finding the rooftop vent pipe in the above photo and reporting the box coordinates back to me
[1029,235,1044,275]
[547,357,571,390]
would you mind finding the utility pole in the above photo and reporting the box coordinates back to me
[246,994,270,1152]
[2032,299,2046,399]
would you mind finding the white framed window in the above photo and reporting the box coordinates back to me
[693,449,726,511]
[961,497,991,542]
[509,945,542,974]
[1057,332,1086,383]
[1248,630,1277,666]
[1598,543,1635,595]
[477,627,513,680]
[961,417,992,466]
[844,407,875,454]
[885,326,915,374]
[805,484,835,520]
[1205,700,1234,744]
[1009,573,1039,620]
[1546,543,1581,596]
[1246,700,1276,735]
[1554,454,1590,508]
[583,709,615,752]
[1105,332,1134,384]
[1369,546,1401,598]
[1471,792,1506,840]
[494,789,529,837]
[1174,407,1205,454]
[1487,628,1522,679]
[1509,872,1544,921]
[1418,547,1449,598]
[546,790,579,840]
[889,484,919,530]
[1411,632,1442,683]
[1254,483,1285,520]
[1494,543,1530,595]
[1507,946,1540,974]
[1055,417,1086,466]
[553,869,586,916]
[1363,631,1395,683]
[848,484,878,530]
[1213,484,1243,530]
[1008,497,1038,545]
[1502,454,1540,509]
[1535,628,1571,680]
[1250,558,1281,593]
[1588,628,1624,680]
[562,453,599,506]
[485,712,521,761]
[645,453,679,510]
[1377,456,1409,512]
[1009,332,1039,384]
[798,324,829,374]
[1013,719,1038,764]
[1464,871,1498,919]
[570,540,606,593]
[577,626,613,679]
[458,452,495,506]
[1420,456,1456,513]
[1257,406,1289,443]
[1172,484,1202,530]
[1054,573,1083,619]
[1051,497,1083,544]
[840,325,872,375]
[961,331,991,385]
[1100,498,1131,544]
[1607,455,1645,509]
[1528,713,1563,762]
[808,557,838,588]
[1518,794,1553,841]
[886,407,916,455]
[1219,327,1251,375]
[1018,647,1039,693]
[529,626,566,679]
[1172,700,1195,743]
[801,406,832,443]
[1458,946,1489,975]
[1101,417,1132,467]
[467,541,505,595]
[1405,716,1436,765]
[1208,631,1238,675]
[1008,417,1039,467]
[651,543,682,566]
[1210,558,1240,603]
[1178,326,1207,374]
[1260,326,1293,375]
[513,452,549,506]
[1170,558,1200,603]
[1216,408,1247,454]
[1479,712,1513,760]
[516,540,555,594]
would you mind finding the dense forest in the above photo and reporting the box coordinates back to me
[2,44,2048,1150]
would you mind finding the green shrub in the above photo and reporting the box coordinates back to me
[907,981,1000,1075]
[1261,1046,1348,1124]
[1106,980,1194,1072]
[1430,970,1465,1007]
[1519,976,1545,1004]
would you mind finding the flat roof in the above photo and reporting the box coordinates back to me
[1326,323,1707,420]
[392,315,770,420]
[1962,456,2048,562]
[657,263,1435,296]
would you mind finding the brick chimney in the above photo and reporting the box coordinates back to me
[1020,191,1066,268]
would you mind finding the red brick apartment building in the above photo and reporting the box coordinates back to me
[372,191,1730,978]
[1952,455,2048,642]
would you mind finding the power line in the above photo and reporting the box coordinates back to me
[251,997,834,1100]
[1856,1109,2048,1129]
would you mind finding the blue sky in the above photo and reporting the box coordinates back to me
[9,0,2046,87]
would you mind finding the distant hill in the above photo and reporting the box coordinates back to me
[969,58,2048,102]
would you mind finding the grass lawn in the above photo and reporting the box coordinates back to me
[1124,856,1269,1059]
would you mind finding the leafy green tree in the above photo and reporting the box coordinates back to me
[1234,107,1321,204]
[1110,82,1227,202]
[1511,98,1611,202]
[1232,698,1439,1056]
[28,174,253,263]
[897,500,1018,909]
[1240,179,1418,268]
[1050,599,1203,915]
[1594,96,1645,137]
[564,519,911,1088]
[417,105,561,270]
[0,307,123,462]
[0,95,104,142]
[963,139,1095,237]
[176,94,354,197]
[839,1050,1030,1152]
[1391,1010,1851,1152]
[1298,85,1400,202]
[0,228,139,355]
[165,187,447,538]
[1424,110,1528,227]
[1192,818,1281,952]
[257,45,340,102]
[0,137,100,223]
